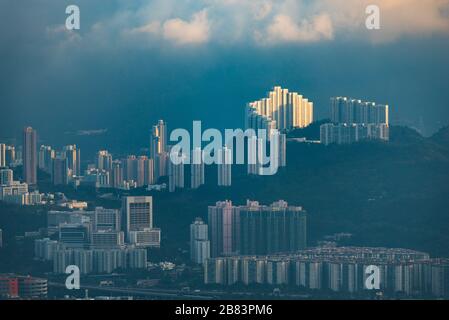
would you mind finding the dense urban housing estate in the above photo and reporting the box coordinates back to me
[208,200,307,258]
[204,247,449,298]
[245,86,313,131]
[320,97,389,145]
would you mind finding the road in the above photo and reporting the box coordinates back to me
[49,282,216,299]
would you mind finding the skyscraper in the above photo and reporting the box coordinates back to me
[38,145,55,173]
[0,143,5,167]
[111,160,123,188]
[121,196,153,241]
[190,218,210,264]
[208,200,239,257]
[217,146,232,187]
[97,150,112,172]
[52,156,68,185]
[0,168,13,186]
[4,145,15,167]
[124,155,137,182]
[239,200,307,255]
[191,147,205,189]
[63,145,81,177]
[23,127,37,185]
[168,151,185,192]
[150,120,167,158]
[330,97,389,126]
[208,200,307,257]
[150,120,168,180]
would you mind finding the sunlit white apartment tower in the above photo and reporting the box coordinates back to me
[246,86,313,131]
[168,151,185,192]
[23,127,37,185]
[190,217,210,264]
[217,146,232,187]
[191,147,205,189]
[38,145,54,173]
[0,143,5,167]
[63,145,81,177]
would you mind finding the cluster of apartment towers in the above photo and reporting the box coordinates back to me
[1,87,390,203]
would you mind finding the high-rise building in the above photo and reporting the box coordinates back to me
[330,97,389,126]
[144,157,155,186]
[52,156,69,185]
[0,181,29,204]
[320,123,389,145]
[63,145,81,177]
[34,238,60,261]
[279,133,287,167]
[38,145,55,173]
[0,143,5,167]
[136,156,146,187]
[129,228,161,248]
[91,230,125,249]
[4,145,15,167]
[168,151,185,192]
[97,150,112,172]
[150,120,168,179]
[217,146,232,187]
[246,86,313,131]
[111,160,123,188]
[190,218,210,264]
[123,155,137,182]
[150,120,167,158]
[322,97,390,145]
[154,152,168,181]
[59,223,90,249]
[208,200,239,257]
[121,196,153,241]
[93,207,120,231]
[23,127,37,185]
[191,148,205,189]
[208,200,307,258]
[0,168,13,186]
[239,200,307,255]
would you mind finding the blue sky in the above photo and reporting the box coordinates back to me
[1,0,449,153]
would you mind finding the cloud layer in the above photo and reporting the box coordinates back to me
[121,0,449,46]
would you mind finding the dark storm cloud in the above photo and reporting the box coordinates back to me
[0,0,448,157]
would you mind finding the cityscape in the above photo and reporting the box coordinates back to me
[1,0,449,311]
